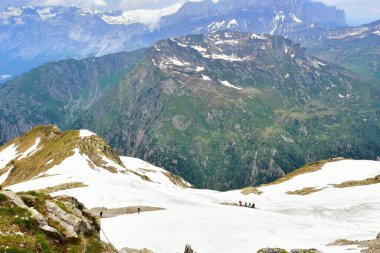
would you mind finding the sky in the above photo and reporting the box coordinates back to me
[3,0,380,25]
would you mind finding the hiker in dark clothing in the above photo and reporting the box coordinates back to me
[244,202,247,207]
[251,202,255,208]
[248,203,252,208]
[137,207,141,214]
[239,201,242,206]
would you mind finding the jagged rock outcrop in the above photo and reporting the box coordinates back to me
[1,190,63,239]
[45,201,92,239]
[184,244,195,253]
[0,190,100,241]
[0,190,113,252]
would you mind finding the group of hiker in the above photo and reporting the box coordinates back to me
[239,201,256,209]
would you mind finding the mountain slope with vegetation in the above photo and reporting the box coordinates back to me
[0,49,146,145]
[1,32,380,189]
[79,32,380,189]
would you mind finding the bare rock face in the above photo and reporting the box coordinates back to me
[184,244,194,253]
[45,201,91,239]
[1,190,63,239]
[0,190,99,241]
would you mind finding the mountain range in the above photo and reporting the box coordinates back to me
[288,20,380,81]
[0,0,349,80]
[1,31,379,189]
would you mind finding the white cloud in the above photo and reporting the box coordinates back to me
[102,2,185,28]
[32,0,186,11]
[37,0,107,8]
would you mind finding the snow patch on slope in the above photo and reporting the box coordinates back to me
[0,167,12,185]
[202,75,211,81]
[79,130,96,138]
[227,19,238,28]
[251,33,267,40]
[0,75,12,81]
[168,57,190,66]
[191,45,207,53]
[289,13,302,23]
[18,138,41,159]
[219,80,242,90]
[207,20,226,31]
[0,145,18,169]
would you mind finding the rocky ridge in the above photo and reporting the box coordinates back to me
[0,125,125,187]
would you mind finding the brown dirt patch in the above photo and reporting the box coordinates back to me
[333,175,380,188]
[241,187,262,195]
[89,206,165,218]
[286,187,326,195]
[36,182,88,194]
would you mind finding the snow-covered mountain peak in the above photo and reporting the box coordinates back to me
[152,31,323,77]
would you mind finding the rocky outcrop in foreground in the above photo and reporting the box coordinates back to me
[0,190,113,252]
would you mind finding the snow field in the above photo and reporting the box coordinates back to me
[3,144,380,253]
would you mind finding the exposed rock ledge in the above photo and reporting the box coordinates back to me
[328,232,380,253]
[0,190,100,241]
